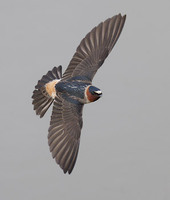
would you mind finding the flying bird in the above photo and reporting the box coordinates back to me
[32,14,126,174]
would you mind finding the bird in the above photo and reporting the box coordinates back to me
[32,13,126,174]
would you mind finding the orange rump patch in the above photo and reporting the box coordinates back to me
[45,80,60,98]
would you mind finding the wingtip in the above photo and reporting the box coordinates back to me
[117,13,127,20]
[117,13,127,29]
[64,168,70,174]
[123,14,127,21]
[62,168,72,174]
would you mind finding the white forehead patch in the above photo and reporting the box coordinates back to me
[94,90,102,94]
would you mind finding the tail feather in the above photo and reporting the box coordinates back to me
[32,66,62,118]
[35,65,62,89]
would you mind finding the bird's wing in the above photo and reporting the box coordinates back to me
[48,94,84,174]
[62,14,126,82]
[32,66,62,118]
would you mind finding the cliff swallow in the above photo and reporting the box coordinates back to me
[32,14,126,174]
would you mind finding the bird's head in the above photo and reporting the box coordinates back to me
[85,85,102,103]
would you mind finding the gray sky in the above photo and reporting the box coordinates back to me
[0,0,170,199]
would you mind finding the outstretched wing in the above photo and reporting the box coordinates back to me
[48,95,84,174]
[62,14,126,81]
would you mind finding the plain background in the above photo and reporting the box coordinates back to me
[0,0,170,199]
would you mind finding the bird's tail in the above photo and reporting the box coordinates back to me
[32,66,62,118]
